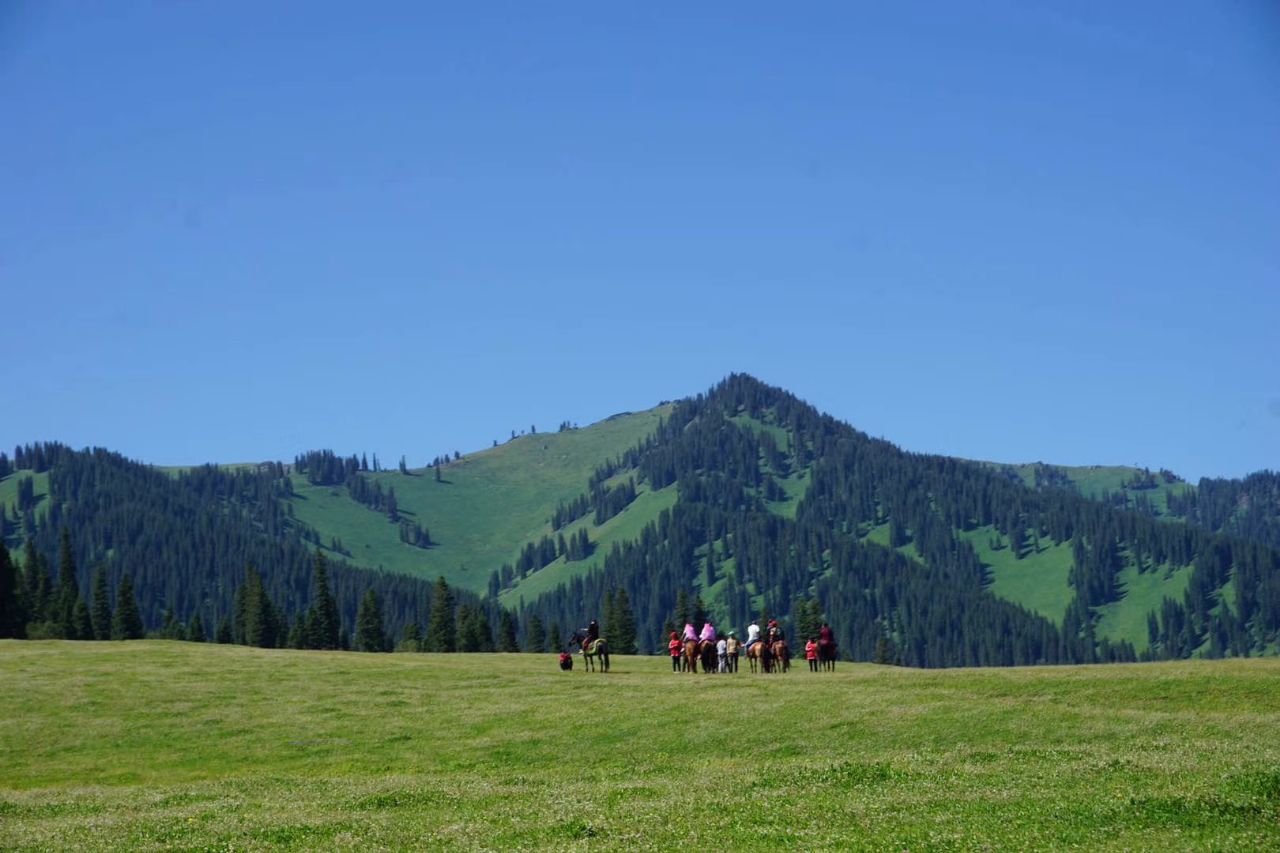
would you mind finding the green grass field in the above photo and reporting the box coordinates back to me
[3,642,1279,851]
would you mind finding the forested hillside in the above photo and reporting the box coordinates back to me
[513,376,1280,664]
[1,375,1277,666]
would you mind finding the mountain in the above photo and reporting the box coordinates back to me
[2,374,1277,666]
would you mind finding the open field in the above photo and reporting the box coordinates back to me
[3,643,1279,850]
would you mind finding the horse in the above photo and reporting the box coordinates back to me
[818,639,837,672]
[770,639,790,673]
[699,639,718,674]
[745,641,762,673]
[569,633,610,672]
[683,639,700,673]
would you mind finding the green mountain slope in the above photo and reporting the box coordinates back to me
[287,406,670,590]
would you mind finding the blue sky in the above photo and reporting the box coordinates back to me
[2,2,1277,479]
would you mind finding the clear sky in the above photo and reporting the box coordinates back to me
[2,2,1277,480]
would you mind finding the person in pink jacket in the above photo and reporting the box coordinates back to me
[699,622,716,643]
[682,623,698,642]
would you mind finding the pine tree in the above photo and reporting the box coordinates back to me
[526,613,546,652]
[355,588,387,652]
[674,589,689,629]
[612,588,637,654]
[72,597,93,640]
[498,609,519,652]
[398,621,422,652]
[455,604,477,652]
[305,551,340,650]
[90,564,112,641]
[55,528,80,637]
[215,616,233,644]
[547,620,563,652]
[425,577,456,652]
[111,575,144,640]
[188,612,207,643]
[238,566,280,648]
[0,541,20,638]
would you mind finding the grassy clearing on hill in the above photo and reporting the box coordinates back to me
[0,470,48,524]
[286,407,669,592]
[3,642,1279,851]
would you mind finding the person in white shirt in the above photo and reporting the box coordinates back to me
[746,621,761,651]
[716,635,728,673]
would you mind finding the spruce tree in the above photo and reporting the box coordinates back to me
[355,588,386,652]
[526,613,546,652]
[547,620,562,652]
[111,575,144,640]
[90,564,112,641]
[455,604,477,652]
[239,567,279,648]
[612,588,637,654]
[424,577,456,652]
[188,612,207,643]
[0,541,20,638]
[215,616,233,644]
[305,551,340,650]
[498,609,519,652]
[56,528,79,637]
[398,621,422,652]
[72,597,93,640]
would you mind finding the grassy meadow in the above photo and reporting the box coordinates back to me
[3,642,1279,850]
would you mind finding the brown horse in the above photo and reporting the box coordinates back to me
[683,639,700,673]
[770,639,790,673]
[745,641,762,673]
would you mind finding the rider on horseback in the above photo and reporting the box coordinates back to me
[745,620,761,652]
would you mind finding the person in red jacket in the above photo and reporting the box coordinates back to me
[668,631,682,672]
[805,638,819,672]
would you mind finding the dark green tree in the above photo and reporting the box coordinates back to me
[355,588,387,652]
[188,612,207,643]
[90,564,112,641]
[305,551,340,650]
[72,597,93,640]
[111,574,144,640]
[236,566,280,648]
[0,541,20,638]
[215,616,233,644]
[498,609,519,652]
[525,613,546,652]
[611,588,637,654]
[398,621,422,652]
[425,576,456,652]
[55,527,80,637]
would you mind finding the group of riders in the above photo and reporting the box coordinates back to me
[665,618,838,674]
[566,617,837,674]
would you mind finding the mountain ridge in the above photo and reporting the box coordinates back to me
[2,374,1278,665]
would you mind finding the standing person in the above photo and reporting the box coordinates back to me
[668,631,682,672]
[806,637,819,672]
[726,631,741,673]
[717,634,728,673]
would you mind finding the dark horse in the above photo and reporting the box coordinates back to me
[569,632,610,672]
[699,639,718,673]
[817,639,838,672]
